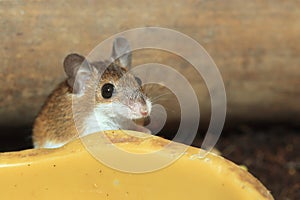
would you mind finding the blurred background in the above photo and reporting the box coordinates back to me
[0,1,299,199]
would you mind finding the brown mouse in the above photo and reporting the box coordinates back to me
[33,37,152,148]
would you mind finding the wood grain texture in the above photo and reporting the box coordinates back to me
[0,0,299,129]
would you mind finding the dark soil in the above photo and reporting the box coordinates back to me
[216,125,300,200]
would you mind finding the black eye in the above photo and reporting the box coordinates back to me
[135,77,142,86]
[101,83,114,99]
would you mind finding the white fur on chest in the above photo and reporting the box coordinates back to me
[82,103,127,136]
[41,102,148,149]
[42,141,66,149]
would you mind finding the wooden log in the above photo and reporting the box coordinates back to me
[0,0,299,129]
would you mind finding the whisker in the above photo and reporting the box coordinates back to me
[151,99,168,104]
[149,92,173,102]
[150,99,178,106]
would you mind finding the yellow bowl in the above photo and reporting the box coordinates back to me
[0,130,273,200]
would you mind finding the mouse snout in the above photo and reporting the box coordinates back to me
[127,101,149,118]
[140,106,148,117]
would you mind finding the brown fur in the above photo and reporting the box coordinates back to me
[33,81,77,147]
[33,62,145,148]
[33,38,150,148]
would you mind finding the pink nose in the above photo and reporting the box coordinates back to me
[140,108,148,116]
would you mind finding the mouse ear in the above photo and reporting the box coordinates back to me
[63,53,92,94]
[111,37,132,69]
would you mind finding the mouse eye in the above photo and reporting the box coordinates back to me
[135,77,142,86]
[101,83,114,99]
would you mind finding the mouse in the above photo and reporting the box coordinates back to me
[33,37,152,148]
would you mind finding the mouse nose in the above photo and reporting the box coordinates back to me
[140,107,148,117]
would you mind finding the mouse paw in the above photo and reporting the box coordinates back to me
[134,125,151,134]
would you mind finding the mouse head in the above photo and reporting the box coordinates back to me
[63,37,151,119]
